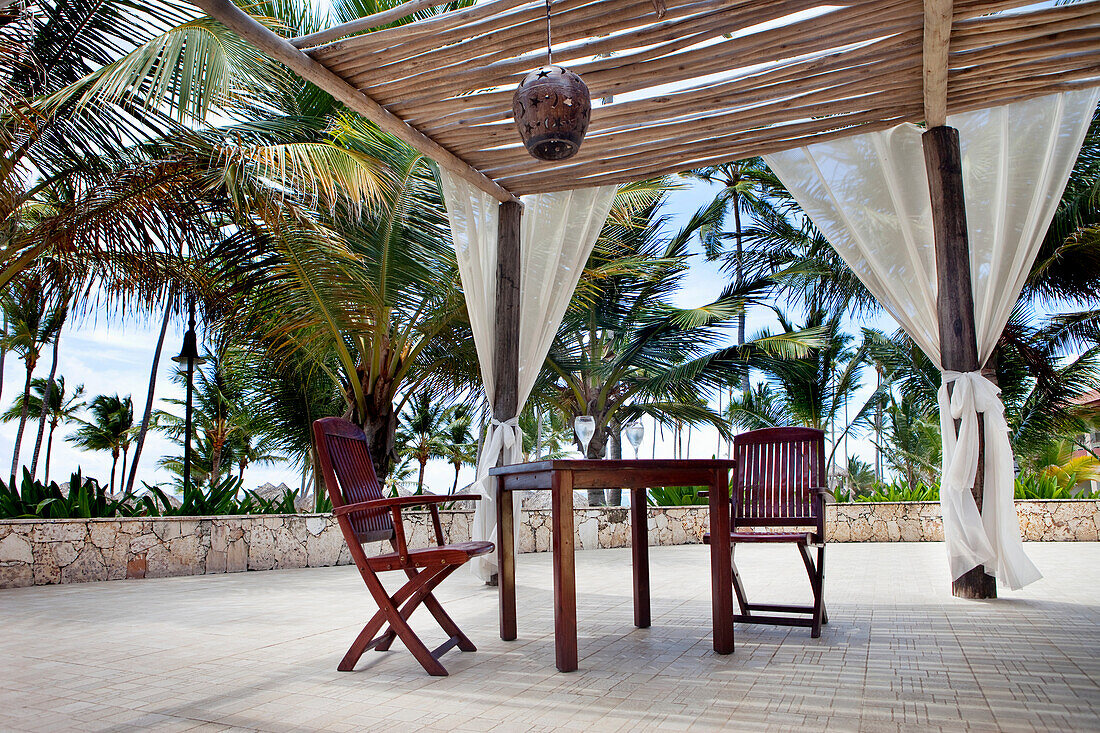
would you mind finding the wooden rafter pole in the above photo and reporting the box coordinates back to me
[190,0,519,204]
[289,0,453,48]
[922,0,952,127]
[921,0,996,600]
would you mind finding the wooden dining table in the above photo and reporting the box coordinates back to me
[489,459,738,672]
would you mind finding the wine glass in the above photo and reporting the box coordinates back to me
[574,416,595,458]
[625,421,644,459]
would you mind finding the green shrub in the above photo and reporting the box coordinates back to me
[832,479,939,503]
[647,486,709,506]
[0,469,140,519]
[1015,471,1100,500]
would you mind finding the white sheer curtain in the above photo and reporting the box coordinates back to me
[765,87,1100,590]
[440,171,616,579]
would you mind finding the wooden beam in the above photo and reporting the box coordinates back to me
[922,125,997,600]
[923,0,953,127]
[189,0,518,204]
[289,0,454,48]
[493,201,522,422]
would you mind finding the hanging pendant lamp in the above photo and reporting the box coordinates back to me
[512,0,591,161]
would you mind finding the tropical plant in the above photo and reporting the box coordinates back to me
[67,394,134,495]
[726,308,882,475]
[1016,439,1100,496]
[543,182,821,504]
[1,273,66,487]
[1,375,85,484]
[138,474,246,517]
[155,351,253,490]
[233,349,344,510]
[836,457,877,497]
[0,469,134,520]
[1015,470,1100,500]
[831,479,940,503]
[396,392,449,494]
[685,159,783,393]
[439,404,477,494]
[646,485,709,506]
[519,403,574,461]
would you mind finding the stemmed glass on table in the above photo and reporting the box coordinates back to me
[574,416,595,458]
[624,421,644,459]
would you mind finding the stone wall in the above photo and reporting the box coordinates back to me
[2,500,1096,589]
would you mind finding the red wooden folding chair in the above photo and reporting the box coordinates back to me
[312,417,493,676]
[705,427,831,637]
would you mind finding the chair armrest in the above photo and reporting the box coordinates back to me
[810,486,834,501]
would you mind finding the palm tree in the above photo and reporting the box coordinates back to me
[224,128,469,482]
[684,159,783,394]
[28,288,70,479]
[233,350,344,510]
[879,393,942,490]
[544,183,821,504]
[519,403,574,462]
[396,393,450,495]
[127,297,176,494]
[68,394,134,495]
[1,273,65,487]
[439,405,477,494]
[155,350,252,490]
[724,307,877,475]
[2,376,85,485]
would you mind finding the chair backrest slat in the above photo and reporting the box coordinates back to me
[732,427,825,529]
[313,417,395,543]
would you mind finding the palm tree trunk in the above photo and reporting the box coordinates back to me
[586,427,608,506]
[535,406,543,459]
[0,313,6,404]
[451,463,459,494]
[732,198,750,396]
[416,459,426,494]
[30,331,60,478]
[44,420,56,485]
[607,419,622,506]
[311,445,323,509]
[120,446,129,495]
[9,364,34,490]
[126,300,172,493]
[110,453,118,495]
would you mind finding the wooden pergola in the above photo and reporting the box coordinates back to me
[195,0,1100,610]
[198,0,1097,201]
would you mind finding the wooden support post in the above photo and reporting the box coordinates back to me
[922,125,997,600]
[497,477,516,640]
[489,200,522,587]
[493,200,522,424]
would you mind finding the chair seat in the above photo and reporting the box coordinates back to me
[703,531,819,544]
[368,540,495,572]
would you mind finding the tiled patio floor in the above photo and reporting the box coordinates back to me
[2,542,1098,732]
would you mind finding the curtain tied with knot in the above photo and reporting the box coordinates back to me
[765,87,1100,590]
[439,171,616,581]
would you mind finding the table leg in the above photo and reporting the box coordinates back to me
[551,470,577,672]
[631,487,651,628]
[497,478,516,641]
[710,467,734,654]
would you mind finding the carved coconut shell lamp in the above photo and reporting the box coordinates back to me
[513,0,591,161]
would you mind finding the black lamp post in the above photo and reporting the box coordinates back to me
[172,299,206,494]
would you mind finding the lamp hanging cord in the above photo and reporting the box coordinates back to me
[545,0,553,65]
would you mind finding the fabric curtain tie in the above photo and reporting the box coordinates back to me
[937,370,1041,589]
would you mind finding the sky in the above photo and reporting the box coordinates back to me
[0,177,903,498]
